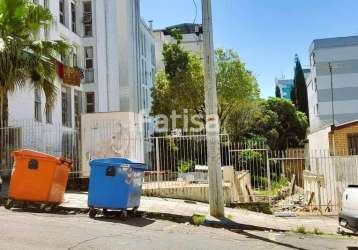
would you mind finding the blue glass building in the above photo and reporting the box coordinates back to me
[276,79,294,100]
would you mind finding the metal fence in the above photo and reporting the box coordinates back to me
[1,121,357,215]
[0,120,80,178]
[143,134,230,183]
[304,150,358,214]
[143,134,358,214]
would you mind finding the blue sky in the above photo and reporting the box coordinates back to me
[140,0,358,98]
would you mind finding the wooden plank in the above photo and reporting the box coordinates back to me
[289,174,296,196]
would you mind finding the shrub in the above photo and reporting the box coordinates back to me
[294,226,307,234]
[178,160,194,174]
[191,214,206,226]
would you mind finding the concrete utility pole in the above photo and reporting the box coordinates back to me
[202,0,225,217]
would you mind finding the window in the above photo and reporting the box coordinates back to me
[59,0,65,25]
[46,109,52,124]
[74,90,82,128]
[84,47,94,82]
[86,92,95,113]
[72,46,78,67]
[83,2,93,37]
[72,53,78,67]
[71,2,76,33]
[62,87,72,127]
[348,134,358,155]
[314,78,318,92]
[34,88,42,122]
[311,52,316,66]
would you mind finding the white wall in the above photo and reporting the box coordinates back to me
[307,72,322,130]
[314,46,358,63]
[154,30,204,71]
[164,33,203,58]
[308,126,331,151]
[81,112,144,177]
[153,31,165,71]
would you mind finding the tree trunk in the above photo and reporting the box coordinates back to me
[0,89,9,128]
[0,89,9,175]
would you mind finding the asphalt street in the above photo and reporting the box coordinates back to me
[0,207,357,250]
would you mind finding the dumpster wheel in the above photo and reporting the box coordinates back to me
[129,207,139,217]
[102,209,109,216]
[4,199,13,210]
[89,208,97,218]
[43,204,57,213]
[120,210,128,220]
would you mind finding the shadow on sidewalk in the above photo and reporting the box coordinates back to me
[94,216,155,227]
[205,218,308,250]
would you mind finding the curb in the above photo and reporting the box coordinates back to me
[58,206,286,232]
[0,203,287,233]
[59,206,192,223]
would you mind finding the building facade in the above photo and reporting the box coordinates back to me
[139,19,156,137]
[8,0,155,130]
[154,23,203,71]
[307,35,358,130]
[308,120,358,156]
[275,78,294,100]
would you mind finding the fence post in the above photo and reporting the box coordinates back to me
[304,143,310,171]
[316,158,322,214]
[155,137,161,182]
[266,150,271,192]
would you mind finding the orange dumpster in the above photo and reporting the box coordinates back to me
[6,149,72,208]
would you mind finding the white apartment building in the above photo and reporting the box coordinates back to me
[139,20,156,137]
[154,23,203,70]
[307,35,358,131]
[8,0,155,130]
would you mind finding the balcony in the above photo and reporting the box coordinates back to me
[63,66,82,86]
[57,61,84,87]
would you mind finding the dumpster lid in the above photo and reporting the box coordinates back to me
[12,149,72,166]
[90,158,146,169]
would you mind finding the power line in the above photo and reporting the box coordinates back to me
[192,0,198,24]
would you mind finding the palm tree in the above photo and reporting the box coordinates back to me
[0,0,70,127]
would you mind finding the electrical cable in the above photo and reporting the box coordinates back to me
[192,0,198,24]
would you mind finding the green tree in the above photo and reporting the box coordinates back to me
[290,87,296,105]
[293,55,309,119]
[0,0,70,127]
[151,36,259,132]
[225,98,308,149]
[261,97,308,150]
[151,31,205,130]
[216,49,260,126]
[275,86,281,98]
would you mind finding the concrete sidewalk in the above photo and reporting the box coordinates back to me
[63,192,340,234]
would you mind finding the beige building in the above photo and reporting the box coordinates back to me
[154,23,203,70]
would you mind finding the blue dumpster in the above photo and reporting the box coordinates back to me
[88,158,146,218]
